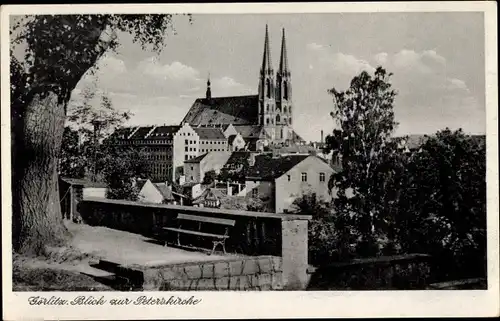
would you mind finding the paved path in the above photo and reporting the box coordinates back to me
[66,222,235,267]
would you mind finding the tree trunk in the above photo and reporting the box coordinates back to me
[12,91,70,255]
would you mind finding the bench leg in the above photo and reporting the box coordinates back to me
[177,232,181,246]
[210,240,227,255]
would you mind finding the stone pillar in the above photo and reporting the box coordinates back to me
[281,218,309,290]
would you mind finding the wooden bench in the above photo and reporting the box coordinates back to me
[163,213,236,255]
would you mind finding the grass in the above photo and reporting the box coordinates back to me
[12,248,112,292]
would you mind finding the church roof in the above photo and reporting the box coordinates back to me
[233,125,267,139]
[181,95,259,126]
[192,127,226,140]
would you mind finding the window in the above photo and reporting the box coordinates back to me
[185,146,188,152]
[185,139,188,145]
[266,118,270,125]
[185,155,188,160]
[190,176,193,180]
[266,79,271,98]
[284,81,289,100]
[289,117,292,125]
[252,188,258,198]
[284,106,287,113]
[301,172,307,182]
[191,166,194,170]
[276,114,280,123]
[320,173,325,182]
[287,175,291,181]
[266,104,269,112]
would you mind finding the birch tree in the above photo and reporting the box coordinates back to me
[326,67,403,255]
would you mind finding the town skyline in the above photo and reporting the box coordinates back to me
[67,12,486,142]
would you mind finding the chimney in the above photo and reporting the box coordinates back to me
[320,130,324,143]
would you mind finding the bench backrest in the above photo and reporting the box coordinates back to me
[177,213,236,226]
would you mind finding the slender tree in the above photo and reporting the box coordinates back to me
[326,67,403,256]
[11,14,187,254]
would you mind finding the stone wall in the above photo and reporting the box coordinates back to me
[128,256,284,291]
[79,198,311,290]
[307,254,432,290]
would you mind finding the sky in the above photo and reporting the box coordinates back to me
[68,12,486,142]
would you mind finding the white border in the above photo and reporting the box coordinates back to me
[1,2,498,319]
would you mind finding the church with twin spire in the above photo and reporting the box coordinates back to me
[181,25,304,149]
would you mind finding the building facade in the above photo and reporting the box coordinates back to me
[106,125,179,182]
[245,154,336,213]
[173,123,229,181]
[184,151,232,184]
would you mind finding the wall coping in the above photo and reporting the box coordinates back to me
[83,197,312,220]
[316,253,431,270]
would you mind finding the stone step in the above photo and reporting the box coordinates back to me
[79,265,116,278]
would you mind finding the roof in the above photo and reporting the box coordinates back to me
[246,154,310,180]
[185,153,209,163]
[59,177,107,188]
[272,144,316,154]
[181,95,259,126]
[228,135,238,144]
[129,126,154,139]
[192,188,227,204]
[233,125,267,139]
[135,178,149,191]
[107,126,137,141]
[290,130,305,143]
[192,127,226,140]
[147,125,180,139]
[153,182,174,201]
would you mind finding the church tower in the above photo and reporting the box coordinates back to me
[275,28,293,141]
[258,25,276,127]
[205,73,211,100]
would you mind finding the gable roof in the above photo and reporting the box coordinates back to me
[234,125,268,139]
[185,153,209,164]
[192,187,227,204]
[192,127,226,140]
[246,154,310,180]
[153,182,174,201]
[181,95,258,126]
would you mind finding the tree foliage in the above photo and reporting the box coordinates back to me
[217,157,249,183]
[202,170,217,185]
[397,129,486,280]
[59,127,86,178]
[63,81,132,181]
[326,67,403,256]
[11,14,186,254]
[103,146,151,201]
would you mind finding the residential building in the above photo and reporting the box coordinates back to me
[173,123,228,181]
[244,154,336,213]
[106,125,180,182]
[183,151,232,184]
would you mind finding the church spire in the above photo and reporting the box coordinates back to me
[206,72,211,100]
[261,24,273,74]
[279,28,289,75]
